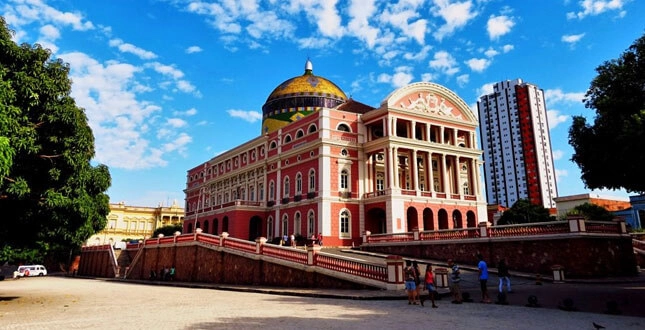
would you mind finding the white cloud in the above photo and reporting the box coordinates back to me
[227,109,262,123]
[567,0,628,19]
[431,0,478,41]
[297,37,332,49]
[552,149,564,161]
[544,89,585,105]
[380,1,428,44]
[7,0,95,30]
[39,24,60,40]
[555,168,568,181]
[484,48,499,58]
[166,118,188,128]
[347,0,380,48]
[378,66,414,88]
[174,108,198,117]
[109,38,157,60]
[487,14,515,40]
[465,58,491,72]
[562,33,585,44]
[147,62,184,79]
[476,82,496,98]
[404,45,432,61]
[421,73,436,82]
[185,46,203,54]
[502,44,514,53]
[429,51,460,76]
[59,51,174,170]
[456,74,469,87]
[547,109,569,129]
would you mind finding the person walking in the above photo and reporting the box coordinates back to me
[423,264,438,308]
[412,261,422,306]
[404,261,419,305]
[498,258,511,293]
[447,259,462,304]
[477,254,492,303]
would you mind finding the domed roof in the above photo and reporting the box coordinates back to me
[265,60,347,102]
[261,60,347,134]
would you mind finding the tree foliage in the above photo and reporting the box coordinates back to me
[0,18,111,263]
[565,203,614,222]
[497,199,554,225]
[569,32,645,194]
[152,224,183,238]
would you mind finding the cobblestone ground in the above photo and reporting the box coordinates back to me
[0,277,643,330]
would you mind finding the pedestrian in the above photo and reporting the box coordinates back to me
[477,254,492,303]
[163,266,170,281]
[317,233,323,247]
[423,264,438,308]
[447,259,462,304]
[282,234,288,246]
[169,265,176,281]
[412,261,422,305]
[404,261,418,305]
[290,234,296,247]
[498,258,511,293]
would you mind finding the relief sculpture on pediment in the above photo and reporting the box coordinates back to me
[400,92,463,120]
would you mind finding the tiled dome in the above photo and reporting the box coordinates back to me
[261,60,347,134]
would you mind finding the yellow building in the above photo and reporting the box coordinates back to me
[86,201,184,246]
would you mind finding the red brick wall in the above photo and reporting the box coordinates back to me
[362,236,637,278]
[122,244,377,290]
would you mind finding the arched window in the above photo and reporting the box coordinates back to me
[267,216,273,239]
[282,214,289,237]
[250,186,255,201]
[296,129,305,139]
[283,176,290,197]
[269,181,275,200]
[296,173,303,195]
[340,169,349,190]
[283,135,292,144]
[463,182,470,195]
[259,183,264,201]
[308,124,317,134]
[308,210,315,237]
[294,212,301,235]
[337,123,351,132]
[269,141,277,149]
[309,169,316,192]
[340,210,350,237]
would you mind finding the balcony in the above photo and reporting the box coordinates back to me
[282,197,290,204]
[307,191,317,199]
[339,191,352,199]
[294,194,302,202]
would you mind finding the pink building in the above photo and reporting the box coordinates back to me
[184,60,487,247]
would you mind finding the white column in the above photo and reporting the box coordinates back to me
[412,149,419,192]
[441,154,449,194]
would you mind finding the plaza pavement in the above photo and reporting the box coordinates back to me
[0,275,643,330]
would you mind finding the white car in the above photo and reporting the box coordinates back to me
[13,265,48,278]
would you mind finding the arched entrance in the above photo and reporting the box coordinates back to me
[466,211,477,227]
[248,216,263,241]
[213,218,219,235]
[366,208,386,234]
[438,209,449,229]
[406,207,419,231]
[423,208,434,230]
[203,220,210,234]
[452,210,463,229]
[222,216,229,233]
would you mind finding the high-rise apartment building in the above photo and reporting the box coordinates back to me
[477,79,558,209]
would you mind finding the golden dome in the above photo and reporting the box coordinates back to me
[261,60,347,134]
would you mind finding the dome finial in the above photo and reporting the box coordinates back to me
[304,57,313,75]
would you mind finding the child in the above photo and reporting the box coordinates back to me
[424,264,438,308]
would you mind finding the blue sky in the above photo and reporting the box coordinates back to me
[3,0,643,207]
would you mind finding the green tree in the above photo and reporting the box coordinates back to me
[0,18,111,264]
[497,199,554,225]
[565,203,614,222]
[152,224,183,238]
[569,33,645,194]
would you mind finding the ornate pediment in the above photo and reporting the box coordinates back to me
[398,92,463,120]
